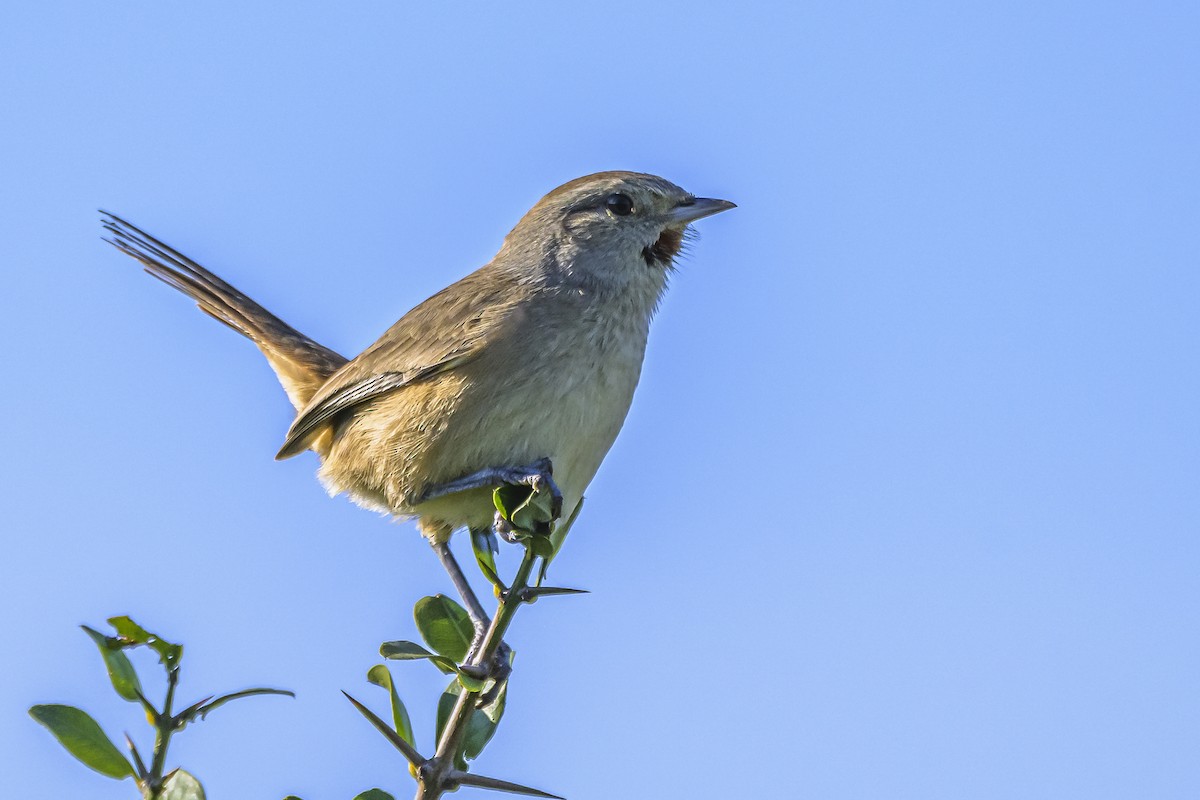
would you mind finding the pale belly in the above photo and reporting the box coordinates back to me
[408,349,640,537]
[317,328,646,541]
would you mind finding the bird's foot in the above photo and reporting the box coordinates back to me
[493,459,562,541]
[422,458,563,540]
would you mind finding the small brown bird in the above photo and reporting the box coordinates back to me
[104,171,733,621]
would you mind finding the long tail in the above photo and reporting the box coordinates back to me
[102,211,349,410]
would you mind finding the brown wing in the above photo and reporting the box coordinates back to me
[275,264,519,459]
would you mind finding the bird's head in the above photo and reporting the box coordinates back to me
[499,171,735,291]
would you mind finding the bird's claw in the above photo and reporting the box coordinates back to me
[526,459,564,520]
[491,457,562,540]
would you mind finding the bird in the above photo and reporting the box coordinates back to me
[102,171,734,626]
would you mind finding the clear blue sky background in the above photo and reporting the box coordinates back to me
[2,3,1197,798]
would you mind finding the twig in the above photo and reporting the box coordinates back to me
[145,666,180,798]
[416,545,540,799]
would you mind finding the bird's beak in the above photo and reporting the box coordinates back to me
[667,197,737,226]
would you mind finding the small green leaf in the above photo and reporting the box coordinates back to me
[159,767,206,800]
[528,533,555,559]
[493,484,555,534]
[366,665,415,749]
[352,791,395,800]
[434,675,507,768]
[470,527,502,588]
[379,640,458,674]
[456,671,486,693]
[106,616,153,642]
[29,704,133,779]
[463,706,502,762]
[106,616,183,670]
[81,625,143,702]
[491,484,523,520]
[471,678,508,756]
[413,595,474,664]
[379,639,436,659]
[519,489,556,531]
[434,681,468,772]
[160,769,206,800]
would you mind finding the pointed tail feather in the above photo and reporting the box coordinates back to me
[101,211,348,410]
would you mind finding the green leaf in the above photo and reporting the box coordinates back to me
[366,665,415,749]
[472,678,508,754]
[492,484,555,534]
[470,527,502,588]
[434,675,507,769]
[29,704,133,779]
[106,616,153,641]
[106,616,183,670]
[379,639,436,659]
[434,681,468,772]
[379,640,458,674]
[491,484,523,521]
[174,688,294,731]
[160,769,206,800]
[413,595,474,664]
[528,533,555,559]
[463,697,503,762]
[352,791,395,800]
[81,625,143,702]
[456,670,486,693]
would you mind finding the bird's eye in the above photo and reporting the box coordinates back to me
[606,193,635,217]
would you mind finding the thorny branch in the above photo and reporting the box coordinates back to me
[414,544,557,800]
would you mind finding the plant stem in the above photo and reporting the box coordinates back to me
[147,667,180,799]
[416,546,538,800]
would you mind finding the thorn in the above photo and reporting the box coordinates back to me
[517,586,589,602]
[124,733,148,779]
[341,691,426,767]
[449,770,565,798]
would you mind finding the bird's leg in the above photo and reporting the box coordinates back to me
[423,459,559,679]
[432,539,489,627]
[431,538,512,680]
[421,457,563,543]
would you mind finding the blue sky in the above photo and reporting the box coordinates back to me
[3,2,1198,798]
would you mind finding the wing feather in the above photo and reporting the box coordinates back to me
[275,265,521,459]
[274,354,469,459]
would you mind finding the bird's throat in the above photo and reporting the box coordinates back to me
[642,227,684,267]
